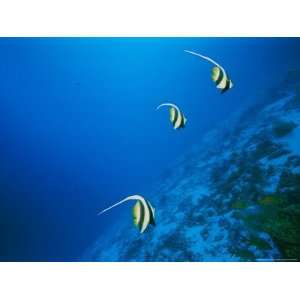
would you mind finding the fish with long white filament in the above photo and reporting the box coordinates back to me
[98,195,155,233]
[157,102,187,130]
[184,50,233,94]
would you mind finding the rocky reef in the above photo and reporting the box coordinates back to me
[85,70,300,261]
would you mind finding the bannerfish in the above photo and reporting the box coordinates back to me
[157,103,187,130]
[98,195,155,234]
[184,50,233,94]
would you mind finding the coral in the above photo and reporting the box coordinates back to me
[120,239,144,261]
[272,121,297,138]
[153,228,198,261]
[214,234,224,242]
[234,248,256,261]
[232,199,248,210]
[218,217,230,229]
[286,155,300,168]
[251,139,286,161]
[201,227,209,240]
[277,171,300,203]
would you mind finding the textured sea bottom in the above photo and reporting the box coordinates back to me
[86,72,300,262]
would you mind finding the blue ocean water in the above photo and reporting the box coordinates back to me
[0,38,299,261]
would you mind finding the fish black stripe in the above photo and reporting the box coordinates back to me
[172,108,179,126]
[145,200,155,226]
[137,200,145,231]
[215,68,224,86]
[179,113,185,128]
[221,79,231,93]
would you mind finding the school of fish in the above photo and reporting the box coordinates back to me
[98,50,233,233]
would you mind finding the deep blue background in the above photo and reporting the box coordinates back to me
[0,38,299,261]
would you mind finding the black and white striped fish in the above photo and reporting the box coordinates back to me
[157,103,187,130]
[98,195,155,233]
[184,50,233,94]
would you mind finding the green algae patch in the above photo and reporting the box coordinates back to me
[247,235,272,250]
[232,199,248,210]
[234,248,256,261]
[244,196,300,260]
[258,195,283,206]
[260,205,300,259]
[240,187,300,260]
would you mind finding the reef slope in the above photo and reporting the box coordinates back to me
[85,71,300,261]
